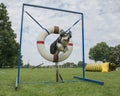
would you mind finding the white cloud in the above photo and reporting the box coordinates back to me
[1,0,120,65]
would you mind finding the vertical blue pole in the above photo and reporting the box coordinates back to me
[17,4,24,84]
[81,14,85,78]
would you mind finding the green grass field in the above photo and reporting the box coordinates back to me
[0,68,120,96]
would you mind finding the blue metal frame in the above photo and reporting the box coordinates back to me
[16,4,24,89]
[16,3,104,89]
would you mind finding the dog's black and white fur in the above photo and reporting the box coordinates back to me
[50,31,72,54]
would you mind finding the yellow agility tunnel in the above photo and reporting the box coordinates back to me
[85,63,110,72]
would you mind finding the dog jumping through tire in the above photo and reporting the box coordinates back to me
[50,30,72,54]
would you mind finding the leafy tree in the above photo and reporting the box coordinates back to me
[109,44,120,65]
[0,3,23,68]
[89,41,120,65]
[89,42,110,62]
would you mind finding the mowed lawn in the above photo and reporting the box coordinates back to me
[0,67,120,96]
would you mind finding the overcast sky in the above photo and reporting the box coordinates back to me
[1,0,120,65]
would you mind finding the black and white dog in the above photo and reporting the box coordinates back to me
[50,31,72,54]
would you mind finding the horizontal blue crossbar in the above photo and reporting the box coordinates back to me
[23,3,83,15]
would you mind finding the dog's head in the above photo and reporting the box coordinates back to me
[58,31,72,46]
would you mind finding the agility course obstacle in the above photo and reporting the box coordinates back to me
[86,64,102,72]
[85,62,117,72]
[15,3,104,89]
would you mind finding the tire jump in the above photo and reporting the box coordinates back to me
[37,26,73,62]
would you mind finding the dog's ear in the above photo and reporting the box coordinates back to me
[60,29,64,34]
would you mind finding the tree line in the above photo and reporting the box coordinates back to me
[23,61,85,68]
